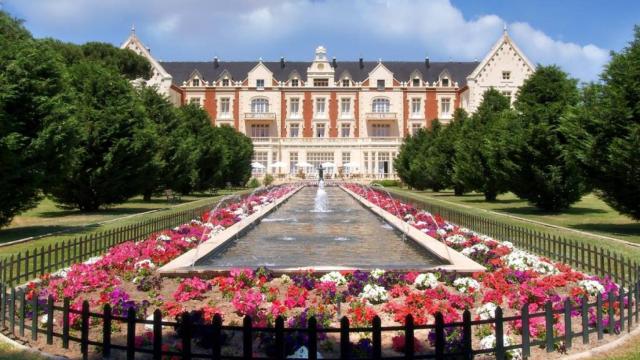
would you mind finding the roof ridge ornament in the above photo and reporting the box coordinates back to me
[131,24,136,35]
[503,22,508,34]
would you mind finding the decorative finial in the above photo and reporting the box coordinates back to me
[259,57,263,62]
[503,23,507,33]
[131,24,136,34]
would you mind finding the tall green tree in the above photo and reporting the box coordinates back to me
[394,125,436,190]
[453,88,517,201]
[46,61,157,211]
[511,65,587,211]
[432,109,469,195]
[0,12,74,227]
[212,125,253,187]
[579,27,640,219]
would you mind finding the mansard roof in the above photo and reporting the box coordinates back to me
[160,60,479,87]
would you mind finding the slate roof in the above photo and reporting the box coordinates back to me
[159,60,479,87]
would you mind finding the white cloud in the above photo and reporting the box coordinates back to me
[6,0,610,80]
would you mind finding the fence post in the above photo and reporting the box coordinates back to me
[435,312,445,360]
[126,308,137,360]
[274,316,284,360]
[596,293,604,340]
[0,284,4,329]
[9,287,15,336]
[154,309,163,360]
[544,301,554,352]
[31,291,38,341]
[405,314,414,359]
[46,295,54,345]
[372,315,382,360]
[308,316,318,360]
[103,304,112,358]
[182,312,192,360]
[608,292,615,334]
[521,304,530,358]
[62,297,70,349]
[495,307,505,360]
[243,316,252,360]
[340,316,350,359]
[81,300,90,360]
[564,298,572,349]
[581,296,589,344]
[628,288,633,331]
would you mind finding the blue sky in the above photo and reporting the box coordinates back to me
[3,0,639,81]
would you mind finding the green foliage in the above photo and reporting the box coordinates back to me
[212,125,254,187]
[263,173,275,186]
[453,89,518,201]
[247,178,261,188]
[578,26,640,219]
[370,179,401,187]
[45,61,157,211]
[510,65,587,211]
[0,11,74,226]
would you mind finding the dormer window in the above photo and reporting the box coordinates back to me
[441,78,449,87]
[377,79,385,90]
[314,78,329,87]
[291,79,299,87]
[222,78,229,86]
[256,79,265,89]
[342,79,350,87]
[412,78,421,87]
[192,78,200,87]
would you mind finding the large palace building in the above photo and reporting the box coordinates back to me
[122,29,534,179]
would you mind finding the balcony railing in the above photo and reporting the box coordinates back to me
[366,112,397,120]
[251,137,403,146]
[244,112,276,120]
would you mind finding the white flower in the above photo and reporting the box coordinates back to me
[204,222,215,229]
[132,276,140,284]
[414,273,439,290]
[502,249,558,275]
[83,256,102,265]
[404,214,415,223]
[436,228,447,237]
[500,241,514,249]
[461,243,490,256]
[51,267,70,279]
[578,280,606,296]
[279,274,291,284]
[183,236,198,243]
[40,314,55,325]
[370,269,385,279]
[320,271,347,286]
[476,302,497,320]
[134,259,155,270]
[479,334,496,350]
[190,219,203,225]
[445,234,467,245]
[156,234,172,242]
[443,223,455,231]
[453,277,480,293]
[359,284,388,304]
[145,314,155,330]
[233,208,245,216]
[478,235,494,243]
[479,334,521,360]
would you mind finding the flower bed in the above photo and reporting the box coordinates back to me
[3,183,633,359]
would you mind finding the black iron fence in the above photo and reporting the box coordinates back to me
[0,186,638,359]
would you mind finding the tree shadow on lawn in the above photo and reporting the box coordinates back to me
[462,198,523,205]
[497,206,608,217]
[571,223,640,239]
[37,207,161,218]
[0,224,97,244]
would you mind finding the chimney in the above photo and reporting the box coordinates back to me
[280,57,285,68]
[213,56,219,68]
[359,57,364,69]
[332,57,337,68]
[425,57,430,68]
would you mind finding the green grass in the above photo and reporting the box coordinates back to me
[386,187,640,262]
[0,189,248,262]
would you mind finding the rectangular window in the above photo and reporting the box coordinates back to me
[340,98,351,116]
[502,71,511,80]
[289,123,299,138]
[250,124,270,138]
[315,123,326,138]
[291,79,299,87]
[440,98,451,117]
[342,79,350,87]
[412,78,421,87]
[192,79,200,87]
[252,151,268,174]
[341,152,351,165]
[313,78,329,87]
[220,98,230,118]
[340,123,350,137]
[289,152,298,174]
[372,124,391,137]
[315,98,326,116]
[411,123,422,135]
[307,152,335,172]
[256,79,265,89]
[222,79,229,86]
[290,98,300,118]
[411,98,421,116]
[364,152,369,173]
[189,97,201,106]
[377,79,385,90]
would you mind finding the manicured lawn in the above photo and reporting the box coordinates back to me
[0,189,248,262]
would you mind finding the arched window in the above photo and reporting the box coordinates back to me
[372,98,390,113]
[251,98,269,113]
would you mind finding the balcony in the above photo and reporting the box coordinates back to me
[244,112,276,120]
[250,137,403,147]
[365,112,397,121]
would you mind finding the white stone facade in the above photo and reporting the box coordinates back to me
[121,29,534,179]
